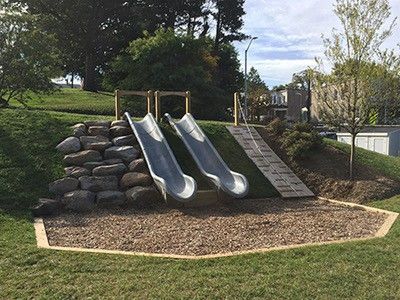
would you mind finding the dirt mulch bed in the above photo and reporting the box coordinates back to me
[256,128,400,203]
[43,198,387,256]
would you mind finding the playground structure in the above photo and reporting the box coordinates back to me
[117,90,249,204]
[114,90,313,202]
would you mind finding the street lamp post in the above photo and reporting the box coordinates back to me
[244,36,258,120]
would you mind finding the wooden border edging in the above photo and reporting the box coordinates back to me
[34,197,398,260]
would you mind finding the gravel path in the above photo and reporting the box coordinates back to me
[43,198,387,256]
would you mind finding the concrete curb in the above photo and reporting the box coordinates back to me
[34,197,399,260]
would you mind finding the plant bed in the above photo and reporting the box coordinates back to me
[256,128,400,203]
[42,198,389,257]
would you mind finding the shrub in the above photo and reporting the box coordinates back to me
[267,118,287,135]
[282,123,324,160]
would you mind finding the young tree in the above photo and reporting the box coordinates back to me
[0,4,60,107]
[247,67,270,121]
[313,0,398,179]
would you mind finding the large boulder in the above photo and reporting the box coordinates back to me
[92,163,127,177]
[80,135,110,146]
[111,120,129,127]
[31,198,62,216]
[109,126,132,138]
[56,137,81,154]
[128,158,148,173]
[83,141,112,152]
[103,158,123,165]
[104,146,139,163]
[125,186,162,207]
[65,166,91,178]
[120,172,152,189]
[49,177,79,195]
[62,190,95,212]
[79,176,119,192]
[84,120,111,128]
[112,134,137,147]
[73,128,87,138]
[63,150,102,166]
[83,161,105,171]
[96,191,126,207]
[72,123,87,132]
[88,126,109,137]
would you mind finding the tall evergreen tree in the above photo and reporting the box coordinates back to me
[12,0,144,91]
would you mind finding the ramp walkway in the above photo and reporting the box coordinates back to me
[227,126,314,198]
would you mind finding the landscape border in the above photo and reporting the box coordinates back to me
[33,197,399,260]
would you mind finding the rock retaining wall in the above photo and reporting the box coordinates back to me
[33,120,162,216]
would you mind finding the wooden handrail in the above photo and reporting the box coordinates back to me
[154,90,191,122]
[114,90,153,120]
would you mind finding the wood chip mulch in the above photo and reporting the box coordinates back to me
[43,198,387,256]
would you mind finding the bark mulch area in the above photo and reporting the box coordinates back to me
[43,198,387,256]
[256,128,400,204]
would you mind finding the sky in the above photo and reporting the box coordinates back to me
[234,0,400,87]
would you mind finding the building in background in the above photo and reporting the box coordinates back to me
[261,88,308,123]
[337,127,400,156]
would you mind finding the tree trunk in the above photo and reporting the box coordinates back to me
[214,9,222,51]
[307,78,311,123]
[83,53,97,92]
[71,73,74,88]
[350,133,356,180]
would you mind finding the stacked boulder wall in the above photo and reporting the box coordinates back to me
[34,120,163,215]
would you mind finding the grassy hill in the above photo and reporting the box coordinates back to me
[1,91,400,298]
[9,88,115,115]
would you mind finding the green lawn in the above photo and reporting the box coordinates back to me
[1,107,400,298]
[9,88,115,116]
[326,139,400,181]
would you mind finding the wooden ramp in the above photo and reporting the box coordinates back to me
[227,126,314,198]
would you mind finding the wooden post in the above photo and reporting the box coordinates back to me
[147,90,153,114]
[154,91,160,122]
[185,91,191,114]
[115,90,121,120]
[234,92,239,126]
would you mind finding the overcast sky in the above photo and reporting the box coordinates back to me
[234,0,400,87]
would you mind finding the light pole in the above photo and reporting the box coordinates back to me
[244,36,258,120]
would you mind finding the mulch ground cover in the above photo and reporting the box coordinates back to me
[43,198,387,256]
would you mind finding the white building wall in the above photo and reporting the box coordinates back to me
[337,134,390,155]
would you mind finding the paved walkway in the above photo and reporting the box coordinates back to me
[227,126,314,198]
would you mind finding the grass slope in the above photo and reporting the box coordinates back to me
[9,88,115,116]
[326,139,400,181]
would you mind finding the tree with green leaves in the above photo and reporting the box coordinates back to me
[0,3,60,107]
[211,0,247,50]
[313,0,399,179]
[104,29,237,120]
[247,67,270,121]
[12,0,144,92]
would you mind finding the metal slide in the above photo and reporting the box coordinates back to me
[165,113,249,198]
[124,112,197,202]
